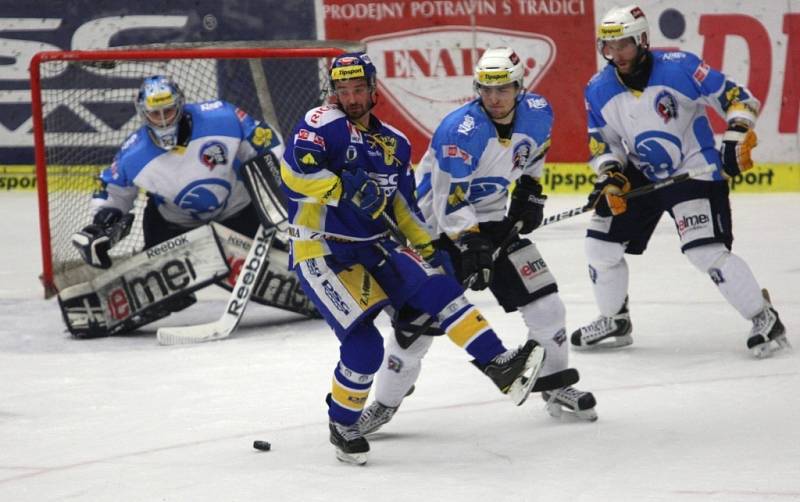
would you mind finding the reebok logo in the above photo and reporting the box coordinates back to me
[227,229,271,316]
[145,235,189,259]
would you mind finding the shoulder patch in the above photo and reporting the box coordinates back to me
[304,105,344,128]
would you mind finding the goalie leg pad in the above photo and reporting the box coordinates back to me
[58,225,228,337]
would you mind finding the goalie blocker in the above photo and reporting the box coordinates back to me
[59,223,318,338]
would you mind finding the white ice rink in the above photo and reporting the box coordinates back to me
[0,191,797,501]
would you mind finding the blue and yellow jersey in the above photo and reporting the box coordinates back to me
[281,105,435,266]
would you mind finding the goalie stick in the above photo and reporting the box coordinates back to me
[155,151,294,345]
[540,164,717,227]
[156,225,276,345]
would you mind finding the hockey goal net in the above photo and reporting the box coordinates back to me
[31,41,362,297]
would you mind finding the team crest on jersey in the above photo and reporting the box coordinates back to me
[512,140,534,171]
[654,91,678,123]
[199,141,228,170]
[174,179,231,220]
[366,133,401,167]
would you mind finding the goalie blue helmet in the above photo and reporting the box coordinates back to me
[135,75,185,150]
[328,52,377,92]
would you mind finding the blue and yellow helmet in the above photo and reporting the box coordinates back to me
[328,52,377,92]
[135,75,185,149]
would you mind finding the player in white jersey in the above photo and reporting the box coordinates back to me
[72,75,284,258]
[66,75,311,336]
[572,5,788,357]
[358,48,598,436]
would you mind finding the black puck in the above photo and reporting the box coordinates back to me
[253,440,271,451]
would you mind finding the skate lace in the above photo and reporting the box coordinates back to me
[582,316,616,337]
[333,422,363,442]
[550,386,582,405]
[491,347,519,366]
[360,403,395,427]
[750,308,776,336]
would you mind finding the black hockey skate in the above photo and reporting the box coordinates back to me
[474,340,545,406]
[542,386,598,422]
[571,297,632,350]
[329,420,369,465]
[747,289,790,358]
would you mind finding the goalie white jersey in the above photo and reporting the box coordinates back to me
[585,50,760,182]
[93,100,284,227]
[416,93,553,238]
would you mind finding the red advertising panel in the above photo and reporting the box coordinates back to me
[322,0,597,162]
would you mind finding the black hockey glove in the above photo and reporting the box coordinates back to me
[720,123,758,178]
[508,175,546,234]
[458,232,494,291]
[587,163,630,217]
[71,208,134,269]
[340,169,387,220]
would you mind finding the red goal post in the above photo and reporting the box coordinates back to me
[30,41,362,297]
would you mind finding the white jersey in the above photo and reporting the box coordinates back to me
[94,100,284,227]
[585,50,759,182]
[416,93,553,238]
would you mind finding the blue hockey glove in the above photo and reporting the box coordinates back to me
[71,208,134,269]
[340,169,387,220]
[508,175,546,234]
[458,232,494,291]
[720,124,758,178]
[426,247,455,277]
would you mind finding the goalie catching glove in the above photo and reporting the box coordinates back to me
[587,163,630,217]
[71,208,134,269]
[720,123,758,178]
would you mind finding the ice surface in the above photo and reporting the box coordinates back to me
[1,192,797,501]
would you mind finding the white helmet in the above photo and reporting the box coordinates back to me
[473,47,525,92]
[596,4,650,54]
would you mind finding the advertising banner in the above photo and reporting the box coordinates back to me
[321,0,598,163]
[0,1,317,166]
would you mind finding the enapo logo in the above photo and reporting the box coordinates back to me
[365,26,555,135]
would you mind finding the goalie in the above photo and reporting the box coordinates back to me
[61,75,317,338]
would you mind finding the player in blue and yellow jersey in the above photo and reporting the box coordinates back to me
[281,52,545,465]
[572,5,788,357]
[359,48,598,436]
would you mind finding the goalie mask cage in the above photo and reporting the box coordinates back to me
[30,41,362,297]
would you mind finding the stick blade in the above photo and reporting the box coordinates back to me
[156,320,232,345]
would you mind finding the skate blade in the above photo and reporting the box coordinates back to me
[507,346,545,406]
[752,335,792,359]
[572,334,633,351]
[335,448,368,465]
[545,402,599,422]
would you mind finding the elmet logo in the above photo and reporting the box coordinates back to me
[364,26,556,135]
[676,213,710,235]
[519,258,547,278]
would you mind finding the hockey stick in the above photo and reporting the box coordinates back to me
[540,164,717,227]
[156,225,276,345]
